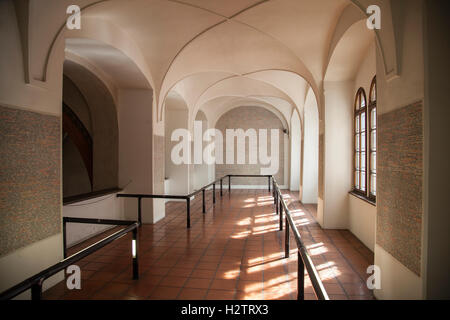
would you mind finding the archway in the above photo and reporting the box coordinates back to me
[62,60,119,198]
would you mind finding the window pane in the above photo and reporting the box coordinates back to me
[371,152,377,172]
[356,115,360,133]
[371,174,377,195]
[361,152,366,170]
[371,108,377,129]
[361,132,366,151]
[361,171,366,191]
[356,134,360,151]
[355,152,360,170]
[371,84,376,102]
[355,171,360,189]
[361,95,366,109]
[356,95,360,110]
[371,130,377,151]
[361,112,366,132]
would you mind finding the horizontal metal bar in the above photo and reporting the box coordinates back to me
[184,176,229,198]
[63,188,122,205]
[227,175,272,178]
[117,194,188,200]
[0,222,139,301]
[63,217,137,226]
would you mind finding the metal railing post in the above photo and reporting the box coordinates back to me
[213,183,216,204]
[186,198,191,228]
[275,192,279,215]
[279,199,283,231]
[228,176,231,193]
[132,228,139,280]
[268,176,271,192]
[31,280,43,300]
[138,197,142,225]
[272,181,276,202]
[298,251,305,300]
[202,189,206,213]
[285,216,290,258]
[220,179,223,197]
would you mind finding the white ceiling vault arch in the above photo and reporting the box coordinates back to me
[24,0,399,125]
[202,97,291,132]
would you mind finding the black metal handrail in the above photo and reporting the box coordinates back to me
[62,217,138,259]
[117,175,273,228]
[2,175,326,301]
[117,176,229,228]
[271,176,329,300]
[0,218,140,301]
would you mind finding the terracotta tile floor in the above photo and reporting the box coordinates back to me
[44,189,375,300]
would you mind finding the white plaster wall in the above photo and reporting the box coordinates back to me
[302,91,318,204]
[193,112,210,190]
[374,244,423,300]
[63,194,124,247]
[290,111,301,191]
[118,89,154,222]
[165,107,190,195]
[322,81,353,229]
[349,196,376,251]
[0,234,64,299]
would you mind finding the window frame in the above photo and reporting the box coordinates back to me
[353,88,368,197]
[368,76,377,202]
[352,78,377,204]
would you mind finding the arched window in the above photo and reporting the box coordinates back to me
[353,77,377,203]
[354,88,367,194]
[369,76,377,200]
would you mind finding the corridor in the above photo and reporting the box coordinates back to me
[44,190,374,300]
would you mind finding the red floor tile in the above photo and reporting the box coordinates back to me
[43,190,374,301]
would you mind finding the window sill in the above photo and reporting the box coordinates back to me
[63,188,122,205]
[349,191,376,207]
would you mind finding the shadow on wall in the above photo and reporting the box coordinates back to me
[62,60,119,198]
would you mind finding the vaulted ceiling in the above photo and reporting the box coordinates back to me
[26,0,387,126]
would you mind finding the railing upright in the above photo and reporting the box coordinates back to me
[279,198,283,231]
[132,228,139,279]
[138,197,142,225]
[285,214,290,258]
[298,250,305,300]
[275,192,279,215]
[31,280,43,300]
[202,189,206,213]
[186,197,191,228]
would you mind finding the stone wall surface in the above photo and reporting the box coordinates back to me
[377,101,423,276]
[0,106,61,257]
[215,106,285,186]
